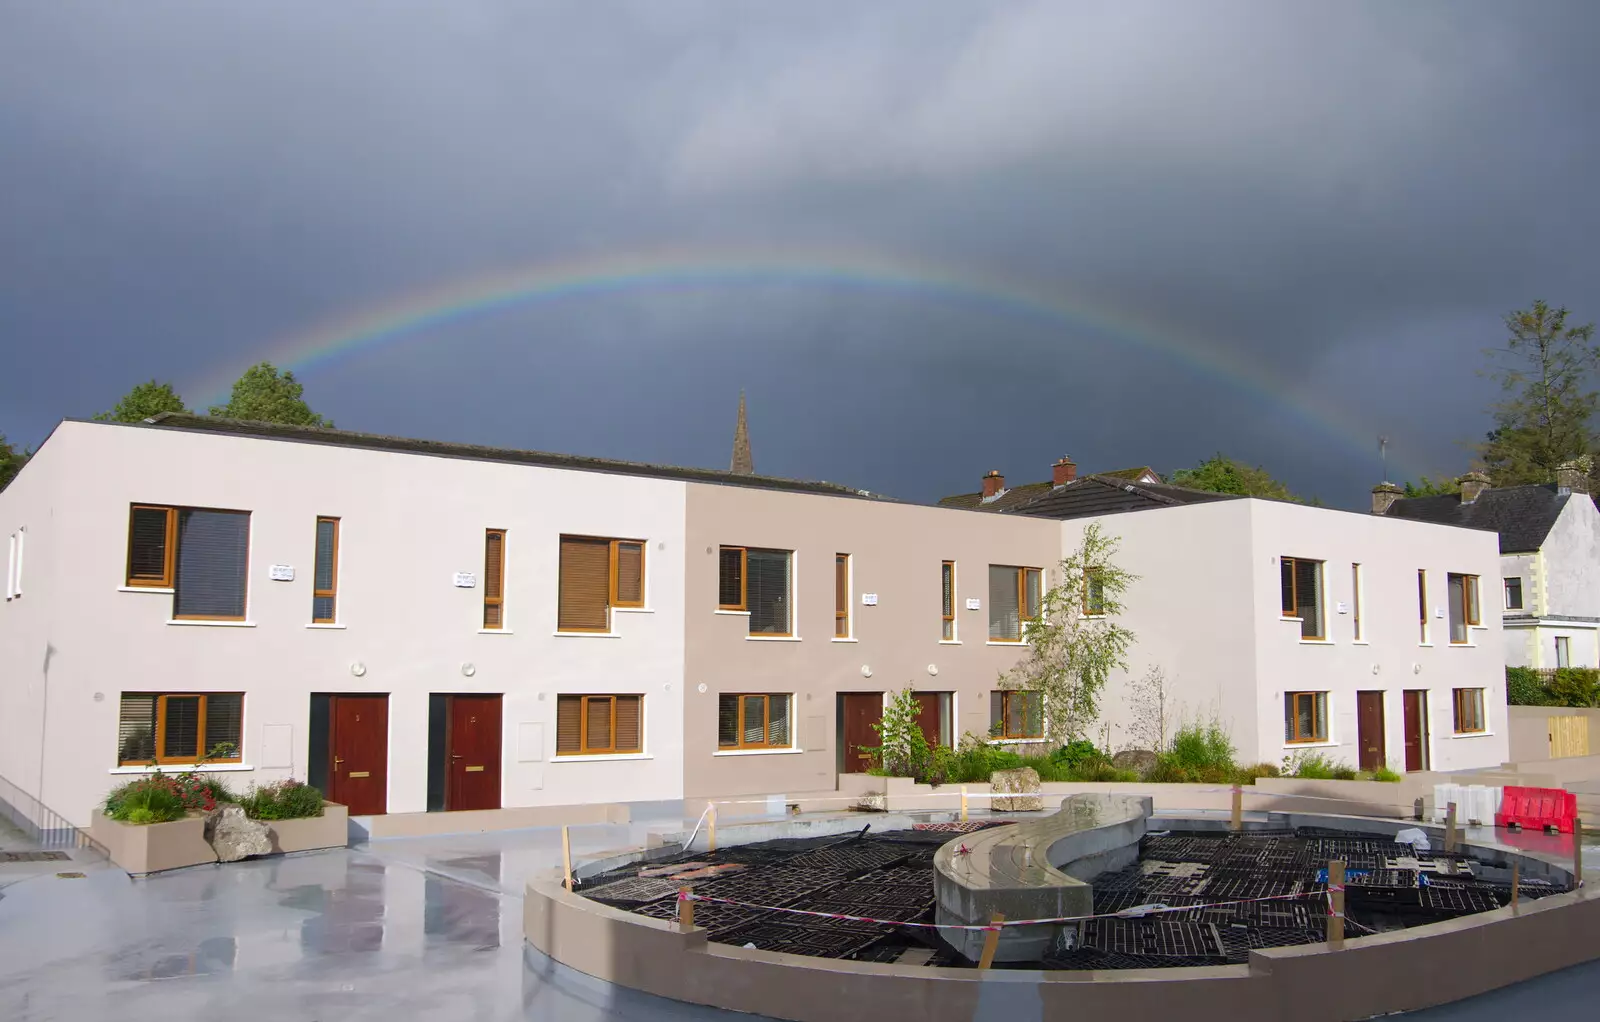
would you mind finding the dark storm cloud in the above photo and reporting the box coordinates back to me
[3,1,1598,504]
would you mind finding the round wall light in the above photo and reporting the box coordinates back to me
[461,662,476,677]
[927,664,939,676]
[350,662,367,677]
[861,665,873,678]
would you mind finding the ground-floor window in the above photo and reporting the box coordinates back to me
[1284,691,1328,744]
[1452,688,1486,734]
[118,692,243,765]
[718,693,792,749]
[990,690,1043,739]
[556,694,643,755]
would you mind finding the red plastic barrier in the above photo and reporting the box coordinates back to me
[1496,785,1578,834]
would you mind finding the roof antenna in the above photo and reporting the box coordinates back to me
[1379,435,1389,483]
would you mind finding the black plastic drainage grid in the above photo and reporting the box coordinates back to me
[713,919,891,959]
[1081,918,1229,960]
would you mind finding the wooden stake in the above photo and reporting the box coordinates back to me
[561,825,573,891]
[708,803,717,853]
[977,912,1004,970]
[678,887,695,931]
[960,786,969,822]
[1445,801,1458,854]
[1231,785,1243,832]
[1576,817,1584,887]
[1510,862,1521,911]
[1327,860,1346,945]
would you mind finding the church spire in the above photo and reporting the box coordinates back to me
[729,390,753,475]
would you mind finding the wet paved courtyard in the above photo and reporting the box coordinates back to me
[1,820,1595,1021]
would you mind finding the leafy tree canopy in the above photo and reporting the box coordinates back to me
[1479,300,1598,486]
[1169,453,1303,502]
[94,380,190,423]
[0,434,29,492]
[208,362,333,427]
[1403,475,1458,498]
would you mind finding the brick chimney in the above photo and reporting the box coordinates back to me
[1052,456,1077,486]
[981,470,1005,499]
[1557,459,1591,495]
[1457,471,1490,504]
[1371,481,1402,515]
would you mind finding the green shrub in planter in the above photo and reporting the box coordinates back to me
[241,780,326,820]
[104,778,188,824]
[1371,766,1403,783]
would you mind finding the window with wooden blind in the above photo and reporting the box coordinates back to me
[987,565,1041,641]
[990,690,1043,739]
[1418,570,1429,644]
[118,692,243,765]
[1279,556,1324,640]
[483,529,506,629]
[1083,568,1105,617]
[835,554,851,638]
[1352,563,1364,641]
[1452,688,1486,734]
[312,517,339,623]
[941,560,956,641]
[126,505,178,588]
[717,693,792,749]
[1284,691,1328,744]
[718,546,746,609]
[555,694,643,755]
[1447,573,1480,644]
[557,536,646,633]
[126,505,252,619]
[719,546,793,635]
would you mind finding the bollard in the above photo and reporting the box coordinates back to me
[678,888,695,931]
[562,825,573,891]
[1231,785,1243,832]
[1576,818,1585,887]
[1445,802,1459,854]
[961,786,969,823]
[1326,860,1346,944]
[1511,862,1521,911]
[708,803,717,853]
[977,912,1004,969]
[1414,797,1425,822]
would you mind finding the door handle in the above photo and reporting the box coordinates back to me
[451,754,463,760]
[334,756,344,772]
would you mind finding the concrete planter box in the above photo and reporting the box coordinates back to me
[89,812,218,876]
[266,802,348,853]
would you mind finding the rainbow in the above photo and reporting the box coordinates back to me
[190,244,1388,470]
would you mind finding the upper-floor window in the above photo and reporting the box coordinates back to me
[1447,573,1480,644]
[988,565,1041,642]
[1351,563,1363,641]
[557,535,645,633]
[312,517,339,624]
[835,553,851,638]
[118,691,243,765]
[126,505,250,620]
[1284,691,1328,744]
[1279,556,1324,640]
[990,690,1043,739]
[718,546,793,636]
[1417,570,1429,644]
[483,529,506,629]
[1452,688,1486,734]
[1082,567,1106,617]
[1556,635,1571,668]
[5,528,21,600]
[556,694,642,756]
[1505,577,1524,611]
[718,693,792,749]
[941,560,956,641]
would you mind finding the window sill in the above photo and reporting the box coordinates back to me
[714,609,752,617]
[167,619,256,628]
[118,586,174,594]
[713,747,804,757]
[1449,730,1494,739]
[986,640,1025,646]
[1351,640,1371,645]
[938,639,962,645]
[1298,638,1334,645]
[480,628,516,635]
[1470,624,1490,630]
[989,737,1046,745]
[553,753,653,763]
[1279,616,1304,623]
[111,763,255,775]
[1418,642,1434,648]
[830,637,859,643]
[552,630,620,639]
[1283,740,1337,750]
[747,635,801,642]
[1448,642,1477,649]
[306,623,347,630]
[613,607,654,614]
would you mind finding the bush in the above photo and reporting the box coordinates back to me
[104,777,189,824]
[1549,668,1600,708]
[239,780,326,820]
[1049,740,1102,769]
[1371,766,1402,783]
[1288,751,1356,780]
[1168,720,1236,775]
[1235,762,1281,785]
[1506,666,1556,706]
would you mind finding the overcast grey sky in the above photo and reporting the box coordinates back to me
[3,1,1598,505]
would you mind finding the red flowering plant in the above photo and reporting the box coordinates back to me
[103,743,238,822]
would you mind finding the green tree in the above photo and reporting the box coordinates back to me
[208,362,333,427]
[1403,475,1457,498]
[998,522,1138,745]
[0,434,28,492]
[94,380,190,423]
[1169,453,1303,502]
[1480,300,1598,486]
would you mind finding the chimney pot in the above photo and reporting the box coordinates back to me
[1052,456,1077,486]
[981,470,1005,499]
[1371,481,1402,515]
[1457,471,1490,504]
[1557,458,1591,496]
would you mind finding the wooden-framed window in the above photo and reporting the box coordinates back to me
[1447,573,1480,644]
[835,554,851,638]
[555,694,643,755]
[988,565,1042,641]
[718,693,792,749]
[117,692,243,765]
[312,516,339,624]
[126,505,179,588]
[483,528,506,629]
[1505,577,1524,611]
[1284,691,1329,744]
[1082,567,1106,617]
[1556,635,1571,668]
[1351,563,1363,641]
[126,505,251,620]
[1452,688,1486,734]
[557,535,646,633]
[1278,556,1324,640]
[1417,570,1429,644]
[718,546,793,635]
[941,560,956,641]
[990,690,1043,739]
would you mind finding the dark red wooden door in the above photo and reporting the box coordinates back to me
[1403,690,1429,772]
[913,692,945,750]
[1357,691,1386,772]
[840,693,882,774]
[328,694,388,816]
[447,694,502,811]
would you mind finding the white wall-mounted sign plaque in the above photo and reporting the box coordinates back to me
[454,572,477,588]
[269,564,295,582]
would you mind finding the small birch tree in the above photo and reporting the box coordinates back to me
[1124,665,1171,753]
[997,522,1137,745]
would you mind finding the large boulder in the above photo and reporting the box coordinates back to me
[990,767,1042,812]
[204,804,271,862]
[1111,749,1159,775]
